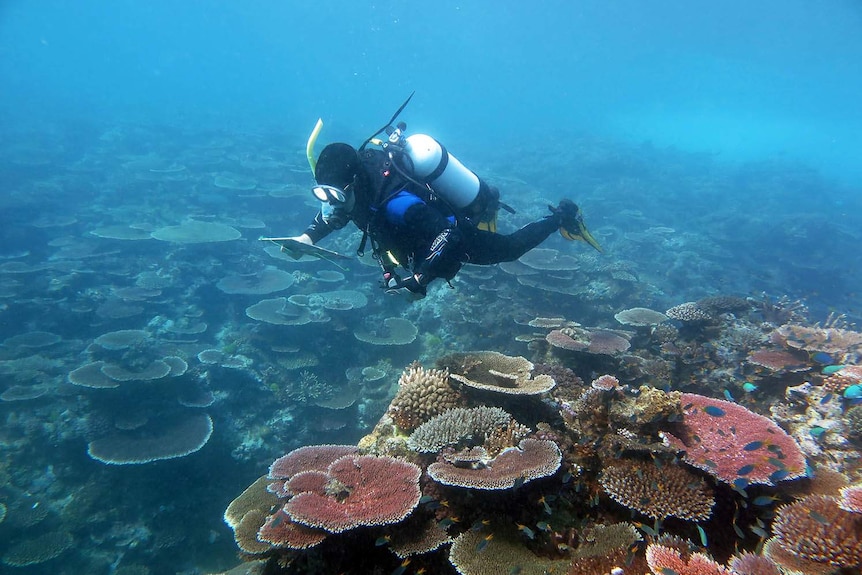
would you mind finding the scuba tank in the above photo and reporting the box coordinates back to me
[358,93,512,229]
[399,133,481,211]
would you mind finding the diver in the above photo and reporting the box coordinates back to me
[285,121,602,300]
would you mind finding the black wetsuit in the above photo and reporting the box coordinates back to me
[304,149,560,286]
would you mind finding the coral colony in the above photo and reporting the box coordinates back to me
[1,130,860,574]
[223,339,861,574]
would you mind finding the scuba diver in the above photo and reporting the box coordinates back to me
[284,104,602,300]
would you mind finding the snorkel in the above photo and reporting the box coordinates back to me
[306,118,324,175]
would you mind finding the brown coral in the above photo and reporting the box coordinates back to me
[444,351,556,395]
[775,324,862,355]
[388,363,463,432]
[766,494,862,574]
[599,458,715,521]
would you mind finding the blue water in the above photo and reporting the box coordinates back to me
[3,1,861,182]
[1,1,861,574]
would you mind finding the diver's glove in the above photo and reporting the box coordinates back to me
[549,200,603,252]
[385,274,427,301]
[381,271,401,290]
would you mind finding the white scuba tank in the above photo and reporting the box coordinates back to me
[402,134,480,209]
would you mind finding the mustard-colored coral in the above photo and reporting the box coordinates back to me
[388,363,462,432]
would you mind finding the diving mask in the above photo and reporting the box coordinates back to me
[312,184,350,204]
[314,183,356,229]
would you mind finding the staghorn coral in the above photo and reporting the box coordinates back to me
[661,393,806,486]
[427,438,563,490]
[599,458,715,521]
[407,406,512,453]
[765,494,862,574]
[388,363,462,432]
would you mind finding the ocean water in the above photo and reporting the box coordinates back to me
[1,1,861,574]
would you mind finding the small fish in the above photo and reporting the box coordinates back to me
[742,382,758,393]
[375,535,391,546]
[509,568,523,575]
[767,457,786,468]
[723,389,735,402]
[696,525,708,546]
[821,364,845,375]
[470,519,490,531]
[750,525,769,538]
[634,522,659,537]
[536,521,551,532]
[512,476,526,490]
[810,426,826,438]
[732,478,749,497]
[537,495,553,514]
[743,441,764,451]
[820,393,834,404]
[812,352,834,364]
[737,464,756,476]
[703,405,726,417]
[732,522,745,539]
[437,517,455,529]
[516,524,535,539]
[769,469,790,483]
[476,533,494,552]
[418,495,436,504]
[704,459,718,469]
[390,558,411,575]
[659,568,680,575]
[752,495,778,506]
